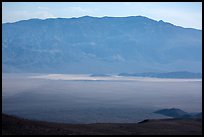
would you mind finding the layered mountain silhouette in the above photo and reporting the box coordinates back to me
[2,16,202,73]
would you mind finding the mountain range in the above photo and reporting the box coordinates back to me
[2,16,202,73]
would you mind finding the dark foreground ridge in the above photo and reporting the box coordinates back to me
[2,113,202,135]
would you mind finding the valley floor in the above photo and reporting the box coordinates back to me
[2,113,202,135]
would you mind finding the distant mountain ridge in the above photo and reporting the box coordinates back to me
[118,71,202,79]
[154,108,202,119]
[2,16,202,73]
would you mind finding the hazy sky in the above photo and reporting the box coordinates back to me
[2,2,202,29]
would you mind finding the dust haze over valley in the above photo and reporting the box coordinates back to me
[2,73,202,123]
[2,2,202,135]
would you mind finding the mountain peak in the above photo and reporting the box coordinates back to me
[79,15,97,19]
[159,20,164,22]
